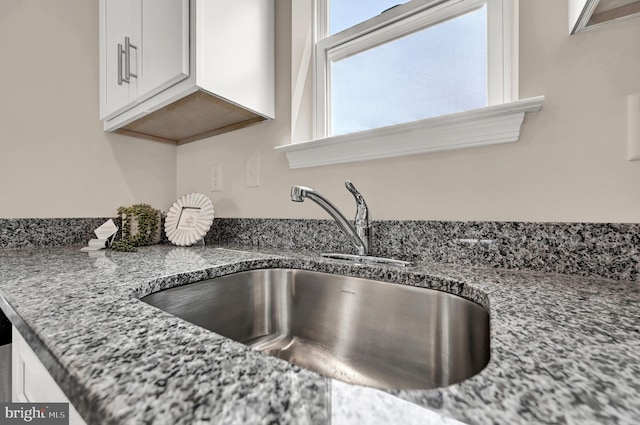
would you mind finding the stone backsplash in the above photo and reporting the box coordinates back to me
[207,218,640,282]
[1,217,637,282]
[0,218,119,249]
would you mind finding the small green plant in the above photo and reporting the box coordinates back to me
[110,240,137,252]
[112,204,160,252]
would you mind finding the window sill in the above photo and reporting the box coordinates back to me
[275,96,544,169]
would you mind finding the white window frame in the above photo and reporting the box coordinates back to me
[315,0,513,138]
[275,0,544,169]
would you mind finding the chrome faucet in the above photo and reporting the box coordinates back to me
[291,180,371,256]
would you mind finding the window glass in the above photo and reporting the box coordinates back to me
[330,1,407,35]
[329,5,487,136]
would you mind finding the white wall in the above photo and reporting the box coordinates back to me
[3,1,637,222]
[0,0,176,219]
[176,0,640,223]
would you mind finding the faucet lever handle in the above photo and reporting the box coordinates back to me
[345,180,367,208]
[344,180,370,226]
[345,180,371,255]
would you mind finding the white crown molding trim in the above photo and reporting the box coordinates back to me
[275,96,544,169]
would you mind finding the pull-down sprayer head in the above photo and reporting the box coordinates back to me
[290,185,312,202]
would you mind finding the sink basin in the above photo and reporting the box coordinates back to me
[142,268,489,390]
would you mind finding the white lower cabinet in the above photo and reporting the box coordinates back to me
[12,326,86,425]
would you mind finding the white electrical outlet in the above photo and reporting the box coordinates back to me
[211,165,222,191]
[246,156,260,187]
[628,94,640,161]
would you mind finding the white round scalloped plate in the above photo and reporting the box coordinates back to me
[164,193,215,246]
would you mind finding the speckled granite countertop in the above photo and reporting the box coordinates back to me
[0,245,638,425]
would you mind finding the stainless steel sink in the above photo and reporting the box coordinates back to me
[142,269,489,390]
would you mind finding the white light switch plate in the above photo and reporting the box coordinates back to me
[628,93,640,161]
[211,165,222,191]
[246,156,260,187]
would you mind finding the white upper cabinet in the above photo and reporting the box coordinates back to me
[100,0,189,120]
[570,0,640,33]
[99,0,275,144]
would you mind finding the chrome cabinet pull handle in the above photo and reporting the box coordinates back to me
[124,36,137,81]
[117,43,126,85]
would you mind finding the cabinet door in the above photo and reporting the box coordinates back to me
[100,0,189,120]
[99,0,138,119]
[137,0,189,102]
[12,327,87,425]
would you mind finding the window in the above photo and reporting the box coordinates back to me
[315,0,511,138]
[276,0,543,169]
[330,1,403,35]
[331,6,487,136]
